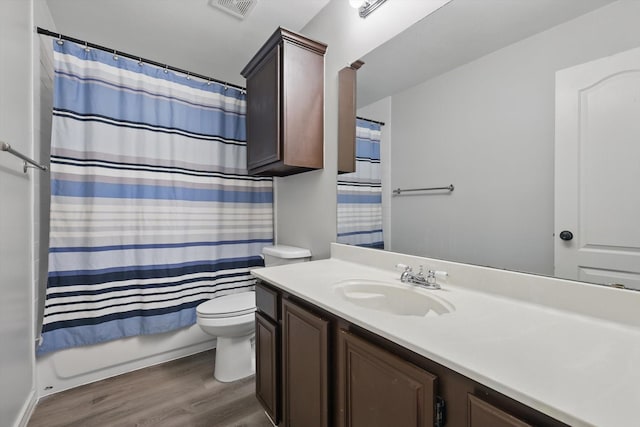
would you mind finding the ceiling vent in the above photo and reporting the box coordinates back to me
[210,0,258,19]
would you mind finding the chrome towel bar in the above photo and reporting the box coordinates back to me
[392,184,454,195]
[1,141,48,173]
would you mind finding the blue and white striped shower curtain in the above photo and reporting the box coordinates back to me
[337,118,383,249]
[38,41,273,354]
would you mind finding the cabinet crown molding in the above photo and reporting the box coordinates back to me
[241,27,327,77]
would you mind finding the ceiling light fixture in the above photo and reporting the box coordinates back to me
[351,0,388,18]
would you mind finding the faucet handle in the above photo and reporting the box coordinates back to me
[433,270,448,282]
[426,270,436,284]
[395,263,412,272]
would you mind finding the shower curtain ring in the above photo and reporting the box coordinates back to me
[84,42,90,53]
[56,34,64,45]
[113,50,118,61]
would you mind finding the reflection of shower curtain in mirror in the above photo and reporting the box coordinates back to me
[337,118,383,249]
[38,40,273,355]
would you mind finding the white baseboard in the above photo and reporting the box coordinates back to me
[15,389,38,427]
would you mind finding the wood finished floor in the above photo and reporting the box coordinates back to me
[28,350,273,427]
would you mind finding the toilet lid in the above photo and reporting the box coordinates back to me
[196,291,256,318]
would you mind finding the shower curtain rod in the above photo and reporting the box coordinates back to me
[356,116,386,126]
[36,27,246,92]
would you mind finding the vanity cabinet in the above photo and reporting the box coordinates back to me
[337,329,438,427]
[255,282,330,427]
[254,281,566,427]
[241,28,327,176]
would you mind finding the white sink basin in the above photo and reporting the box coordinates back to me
[333,279,454,317]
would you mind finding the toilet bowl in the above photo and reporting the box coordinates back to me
[196,291,257,382]
[196,245,311,382]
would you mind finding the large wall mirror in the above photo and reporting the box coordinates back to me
[337,0,640,290]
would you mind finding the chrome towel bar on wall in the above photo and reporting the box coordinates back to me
[392,184,454,195]
[1,141,48,173]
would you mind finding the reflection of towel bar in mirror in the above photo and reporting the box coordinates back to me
[392,185,454,196]
[1,141,48,173]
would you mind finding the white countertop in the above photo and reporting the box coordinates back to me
[251,245,640,427]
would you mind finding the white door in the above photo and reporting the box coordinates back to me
[555,46,640,290]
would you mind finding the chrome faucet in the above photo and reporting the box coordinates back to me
[395,264,444,290]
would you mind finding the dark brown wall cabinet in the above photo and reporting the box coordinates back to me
[337,61,364,174]
[255,281,566,427]
[241,28,327,176]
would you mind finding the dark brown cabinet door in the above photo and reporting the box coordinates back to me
[241,28,327,176]
[337,329,438,427]
[338,61,364,175]
[255,312,279,424]
[468,394,533,427]
[281,299,329,427]
[245,45,280,172]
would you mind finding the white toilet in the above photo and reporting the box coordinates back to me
[196,245,311,382]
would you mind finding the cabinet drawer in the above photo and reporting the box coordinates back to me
[468,394,533,427]
[256,282,278,320]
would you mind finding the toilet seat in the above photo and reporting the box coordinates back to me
[196,291,256,319]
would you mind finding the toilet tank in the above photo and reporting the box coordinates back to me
[262,245,311,267]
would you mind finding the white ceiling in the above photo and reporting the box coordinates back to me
[44,0,330,86]
[357,0,615,107]
[44,0,616,97]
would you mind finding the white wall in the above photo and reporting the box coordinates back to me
[389,0,640,276]
[0,0,37,425]
[276,0,451,259]
[357,97,391,250]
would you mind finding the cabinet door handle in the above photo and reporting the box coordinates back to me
[435,396,446,427]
